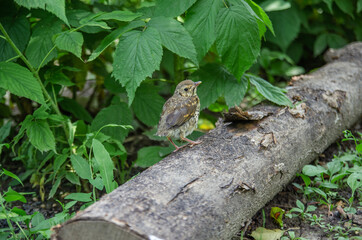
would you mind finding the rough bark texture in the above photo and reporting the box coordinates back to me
[53,42,362,240]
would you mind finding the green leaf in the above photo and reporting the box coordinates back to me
[67,10,105,34]
[2,169,23,186]
[0,62,45,104]
[319,182,339,189]
[135,146,172,167]
[58,98,93,123]
[148,17,198,65]
[347,172,362,193]
[216,4,260,80]
[4,188,26,203]
[88,21,145,62]
[184,0,223,61]
[266,7,300,52]
[14,0,69,26]
[302,165,327,177]
[64,192,92,202]
[154,0,196,17]
[48,177,61,199]
[0,15,30,62]
[323,0,334,13]
[89,175,104,191]
[247,74,292,106]
[192,64,248,109]
[26,119,56,152]
[296,200,304,211]
[70,155,92,180]
[334,0,354,18]
[326,33,347,49]
[25,16,62,68]
[92,139,117,193]
[244,0,275,36]
[358,0,362,13]
[91,103,132,142]
[132,83,165,126]
[314,33,328,56]
[112,28,163,104]
[260,0,291,12]
[54,31,84,59]
[65,172,80,185]
[92,11,142,22]
[53,155,67,175]
[270,207,285,227]
[0,121,11,143]
[311,187,327,200]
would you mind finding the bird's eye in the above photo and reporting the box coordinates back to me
[184,87,189,91]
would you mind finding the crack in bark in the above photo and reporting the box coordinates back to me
[167,177,201,205]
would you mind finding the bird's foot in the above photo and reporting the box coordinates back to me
[188,140,202,148]
[173,144,188,152]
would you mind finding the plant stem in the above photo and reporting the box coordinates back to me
[36,46,56,73]
[0,22,70,141]
[0,193,17,240]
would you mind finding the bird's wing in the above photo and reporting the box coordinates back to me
[165,96,198,128]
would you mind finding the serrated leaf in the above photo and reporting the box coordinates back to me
[135,146,172,167]
[244,0,274,36]
[25,16,62,68]
[92,11,142,22]
[27,120,56,152]
[91,103,132,142]
[112,28,163,104]
[247,74,292,107]
[192,64,248,109]
[88,21,145,62]
[132,83,165,126]
[266,7,300,52]
[70,155,92,180]
[67,10,105,34]
[148,17,198,65]
[216,4,260,80]
[54,31,84,59]
[154,0,196,17]
[0,15,30,62]
[58,98,92,123]
[335,0,354,18]
[185,0,223,61]
[64,192,92,202]
[92,139,116,193]
[0,62,45,104]
[14,0,69,26]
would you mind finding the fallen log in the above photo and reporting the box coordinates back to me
[52,42,362,240]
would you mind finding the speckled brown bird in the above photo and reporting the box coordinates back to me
[156,80,202,152]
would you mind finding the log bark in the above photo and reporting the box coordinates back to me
[52,42,362,240]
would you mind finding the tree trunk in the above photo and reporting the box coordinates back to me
[52,42,362,240]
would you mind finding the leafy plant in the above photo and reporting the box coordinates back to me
[286,200,317,220]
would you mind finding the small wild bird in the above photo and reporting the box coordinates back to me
[156,80,202,152]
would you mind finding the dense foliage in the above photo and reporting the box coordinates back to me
[0,0,361,239]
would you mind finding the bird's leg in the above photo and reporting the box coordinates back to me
[167,137,185,152]
[181,136,202,148]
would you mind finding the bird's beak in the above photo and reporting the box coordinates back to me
[194,81,202,87]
